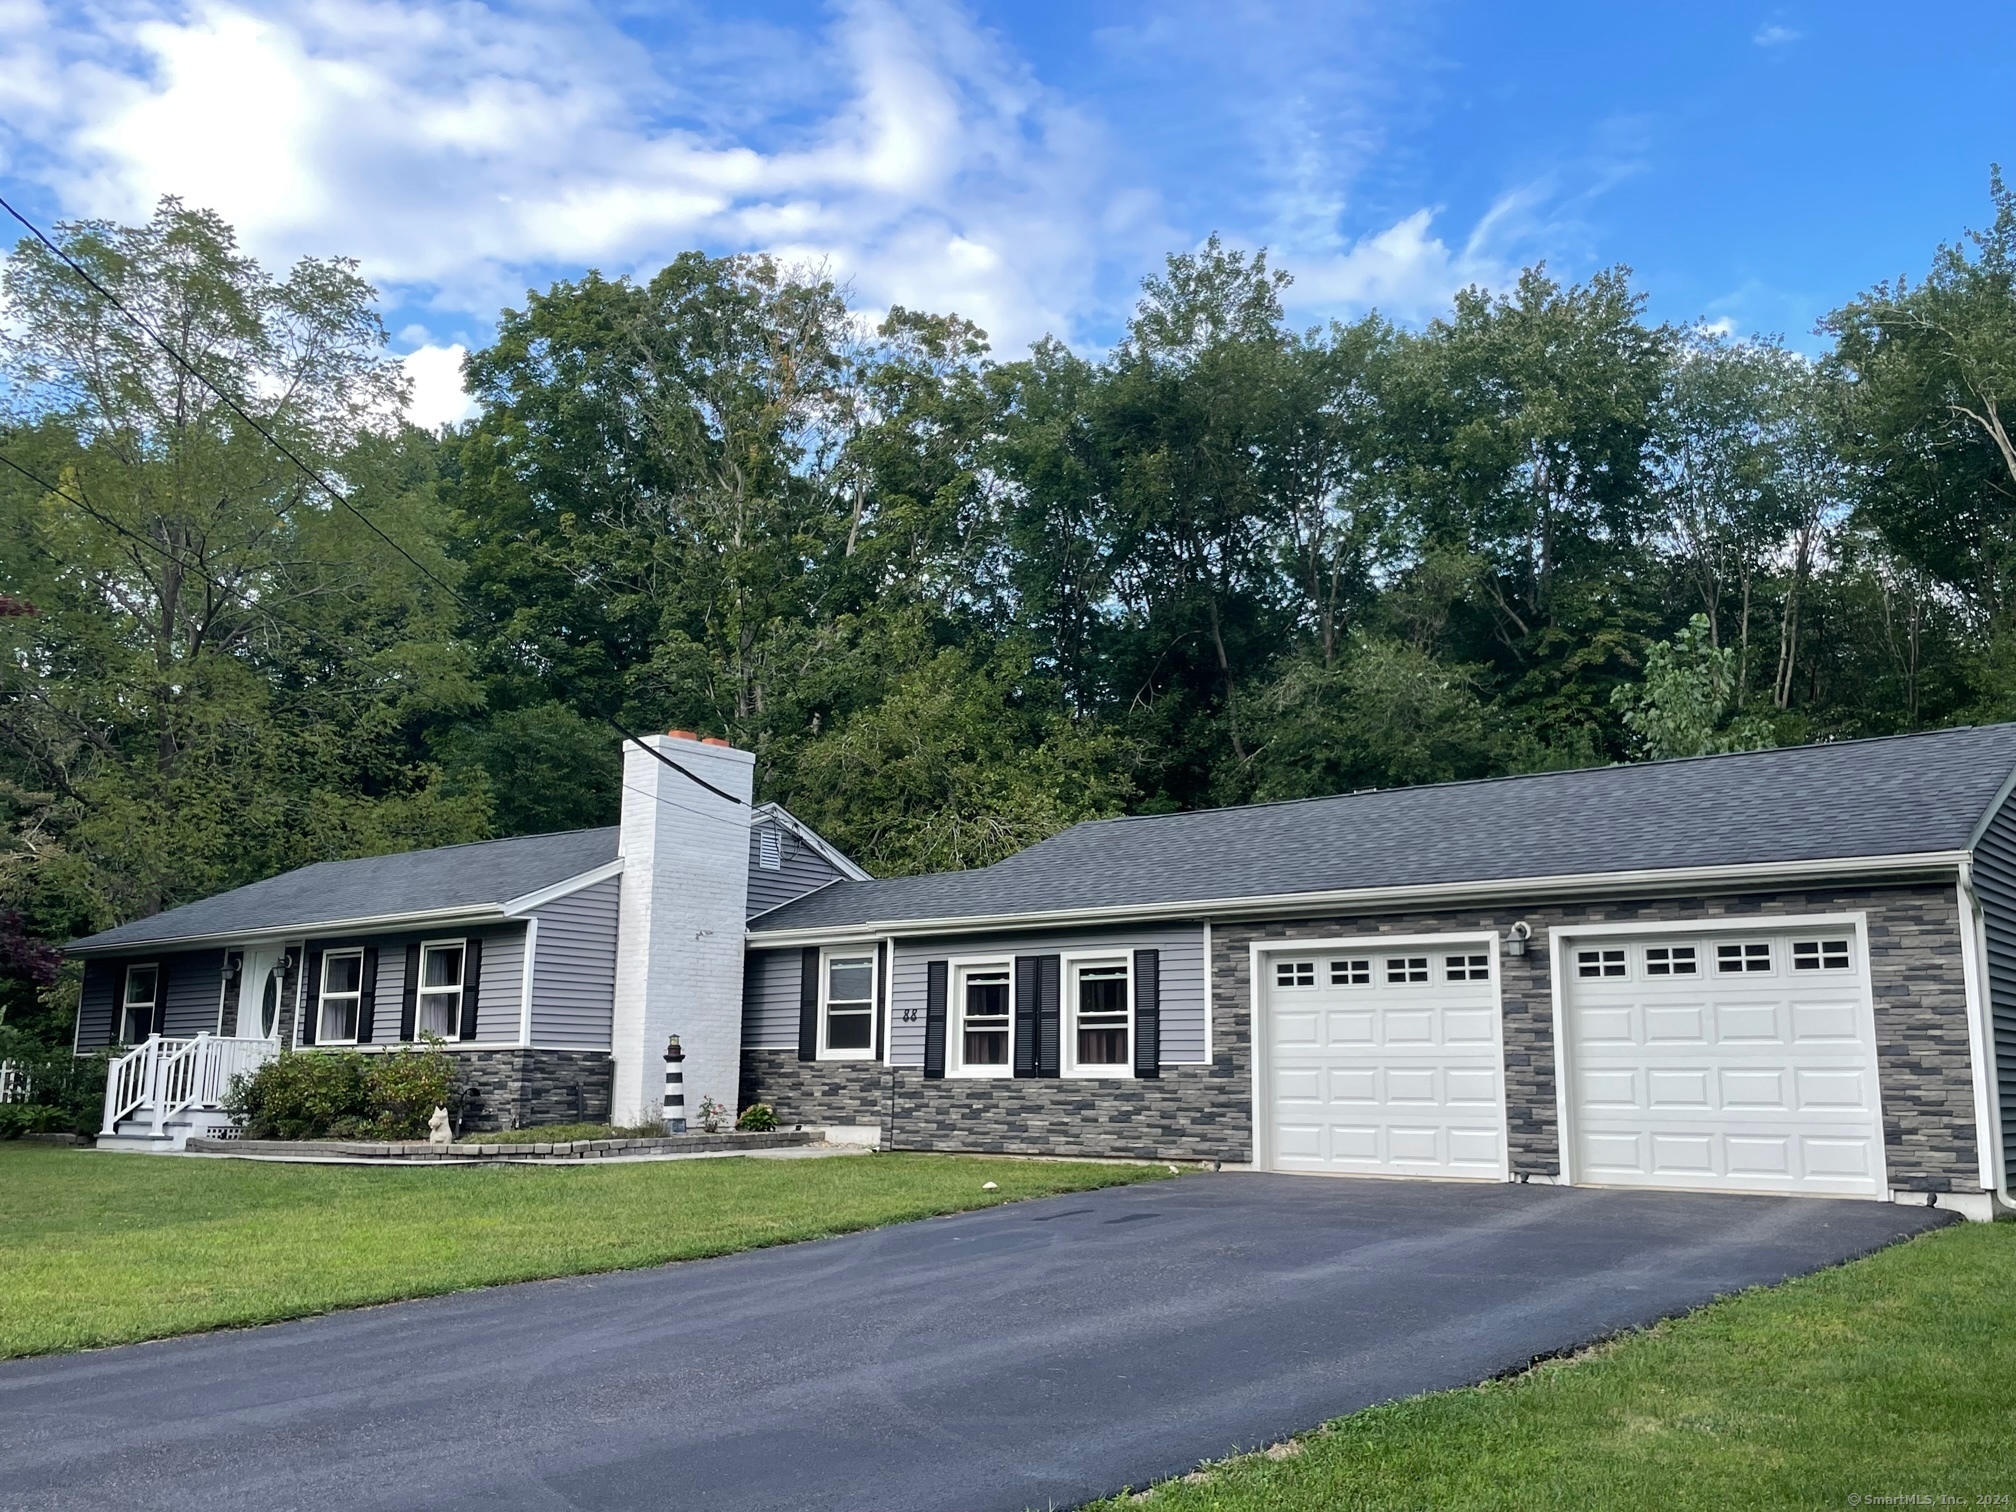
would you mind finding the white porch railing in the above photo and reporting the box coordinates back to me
[100,1035,277,1139]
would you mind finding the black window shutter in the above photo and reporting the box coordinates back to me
[399,943,420,1041]
[874,942,888,1060]
[923,960,948,1079]
[458,937,483,1041]
[356,947,379,1045]
[798,947,821,1061]
[150,958,171,1038]
[1012,956,1040,1078]
[1133,948,1161,1079]
[1035,955,1061,1078]
[301,948,323,1045]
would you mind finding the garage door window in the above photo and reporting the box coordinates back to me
[1330,958,1371,987]
[1275,960,1316,988]
[1385,956,1428,984]
[1576,948,1626,978]
[1792,939,1851,971]
[1716,941,1773,973]
[1068,960,1131,1075]
[1445,953,1490,982]
[1644,944,1697,976]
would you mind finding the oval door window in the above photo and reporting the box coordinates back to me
[259,967,281,1038]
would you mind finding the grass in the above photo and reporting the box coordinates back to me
[0,1142,1166,1360]
[1097,1221,2016,1512]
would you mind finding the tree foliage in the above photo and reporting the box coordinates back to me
[6,176,2016,1045]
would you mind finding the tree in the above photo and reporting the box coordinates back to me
[0,199,482,939]
[1611,615,1777,759]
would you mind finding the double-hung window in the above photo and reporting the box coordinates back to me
[954,964,1012,1074]
[821,953,876,1057]
[119,965,158,1043]
[416,942,465,1038]
[317,950,364,1044]
[1068,960,1131,1076]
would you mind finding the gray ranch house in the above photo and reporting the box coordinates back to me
[68,726,2016,1221]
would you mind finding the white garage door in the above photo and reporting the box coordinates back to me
[1264,944,1507,1178]
[1562,925,1886,1198]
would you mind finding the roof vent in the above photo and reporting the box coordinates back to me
[758,827,782,871]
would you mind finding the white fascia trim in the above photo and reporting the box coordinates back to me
[70,906,511,957]
[754,803,872,882]
[519,916,539,1050]
[1956,862,2007,1196]
[502,860,626,917]
[744,852,1971,948]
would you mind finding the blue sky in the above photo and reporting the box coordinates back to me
[2,0,2008,424]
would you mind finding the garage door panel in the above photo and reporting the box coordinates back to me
[1791,1001,1862,1042]
[1265,949,1506,1181]
[1565,926,1883,1199]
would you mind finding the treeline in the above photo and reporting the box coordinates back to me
[2,179,2014,1034]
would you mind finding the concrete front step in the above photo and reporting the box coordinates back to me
[98,1110,239,1153]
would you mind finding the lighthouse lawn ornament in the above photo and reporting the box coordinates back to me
[662,1035,687,1134]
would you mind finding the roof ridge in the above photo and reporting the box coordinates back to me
[1049,723,2004,834]
[290,823,621,871]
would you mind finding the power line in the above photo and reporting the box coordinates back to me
[0,192,743,809]
[0,445,755,829]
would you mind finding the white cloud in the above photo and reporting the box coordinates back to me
[1696,315,1738,337]
[1752,23,1802,46]
[6,0,1142,356]
[400,343,476,430]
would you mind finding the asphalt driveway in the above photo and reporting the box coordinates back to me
[0,1173,1949,1512]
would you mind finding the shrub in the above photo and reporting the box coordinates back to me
[736,1102,780,1132]
[365,1038,455,1139]
[224,1051,371,1140]
[223,1040,459,1140]
[0,1029,112,1137]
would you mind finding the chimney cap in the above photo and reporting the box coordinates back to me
[701,736,732,747]
[666,729,698,741]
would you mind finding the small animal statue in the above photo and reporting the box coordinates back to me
[427,1106,452,1146]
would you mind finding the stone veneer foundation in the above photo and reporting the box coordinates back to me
[454,1049,615,1133]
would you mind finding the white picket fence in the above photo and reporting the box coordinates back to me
[100,1034,276,1140]
[0,1060,31,1104]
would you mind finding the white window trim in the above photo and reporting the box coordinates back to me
[414,937,469,1043]
[316,947,366,1046]
[818,947,879,1062]
[1062,952,1134,1080]
[119,963,159,1043]
[947,955,1016,1078]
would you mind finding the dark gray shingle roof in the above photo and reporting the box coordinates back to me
[747,725,2016,933]
[68,827,620,953]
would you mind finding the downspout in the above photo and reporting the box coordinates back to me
[1955,861,2010,1210]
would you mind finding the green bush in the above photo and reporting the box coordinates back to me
[224,1051,371,1139]
[223,1040,459,1140]
[736,1102,780,1132]
[0,1029,113,1137]
[364,1040,455,1139]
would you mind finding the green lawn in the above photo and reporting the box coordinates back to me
[0,1143,1165,1359]
[1101,1221,2016,1512]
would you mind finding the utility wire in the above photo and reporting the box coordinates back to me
[0,192,745,810]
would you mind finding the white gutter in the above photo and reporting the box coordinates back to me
[743,850,1973,947]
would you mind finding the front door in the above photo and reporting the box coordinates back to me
[237,947,287,1043]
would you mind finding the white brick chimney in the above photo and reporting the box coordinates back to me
[610,731,755,1127]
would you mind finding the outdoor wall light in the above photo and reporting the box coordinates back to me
[1504,921,1532,958]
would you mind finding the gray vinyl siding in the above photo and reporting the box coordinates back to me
[747,823,847,918]
[163,950,226,1036]
[529,875,620,1048]
[75,959,120,1050]
[72,951,225,1050]
[299,923,526,1046]
[1971,791,2016,1187]
[743,948,806,1048]
[889,923,1208,1067]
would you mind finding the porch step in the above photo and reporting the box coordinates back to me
[98,1109,239,1153]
